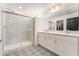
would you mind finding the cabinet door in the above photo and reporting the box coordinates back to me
[38,33,56,52]
[46,34,55,52]
[55,35,78,56]
[38,33,47,47]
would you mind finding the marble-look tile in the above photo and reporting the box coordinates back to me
[4,46,57,56]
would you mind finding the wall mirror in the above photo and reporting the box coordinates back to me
[48,21,55,31]
[56,20,64,31]
[66,17,79,31]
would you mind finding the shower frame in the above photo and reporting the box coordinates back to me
[1,10,36,55]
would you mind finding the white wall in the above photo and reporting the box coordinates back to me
[35,17,48,32]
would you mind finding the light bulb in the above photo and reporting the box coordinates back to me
[55,6,60,11]
[18,6,22,9]
[51,8,55,12]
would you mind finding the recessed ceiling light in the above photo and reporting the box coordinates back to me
[18,6,22,9]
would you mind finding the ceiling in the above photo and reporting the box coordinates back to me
[2,3,78,17]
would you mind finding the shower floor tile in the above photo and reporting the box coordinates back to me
[4,45,57,56]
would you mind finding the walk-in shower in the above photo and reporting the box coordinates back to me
[2,10,34,55]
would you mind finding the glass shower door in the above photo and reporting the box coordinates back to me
[2,11,34,52]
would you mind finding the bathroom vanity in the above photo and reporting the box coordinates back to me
[38,31,79,56]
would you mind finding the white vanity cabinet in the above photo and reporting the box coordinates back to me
[55,35,78,56]
[46,34,56,51]
[38,33,47,48]
[38,32,79,56]
[38,33,55,52]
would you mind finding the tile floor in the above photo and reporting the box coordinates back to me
[4,45,57,56]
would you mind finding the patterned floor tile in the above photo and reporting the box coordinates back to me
[4,45,57,56]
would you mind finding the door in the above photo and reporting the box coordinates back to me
[2,11,34,50]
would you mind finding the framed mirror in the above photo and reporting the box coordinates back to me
[48,21,55,30]
[66,17,79,31]
[56,20,64,31]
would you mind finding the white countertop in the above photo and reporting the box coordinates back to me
[39,31,79,38]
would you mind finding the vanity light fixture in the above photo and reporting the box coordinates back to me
[50,6,60,12]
